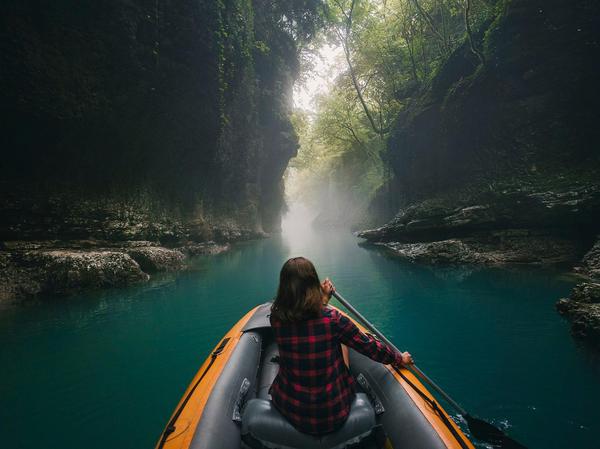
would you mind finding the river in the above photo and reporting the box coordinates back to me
[1,207,599,449]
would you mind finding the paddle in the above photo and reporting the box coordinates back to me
[331,290,528,449]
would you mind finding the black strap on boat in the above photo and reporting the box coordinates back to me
[157,337,230,449]
[393,367,471,449]
[356,373,385,415]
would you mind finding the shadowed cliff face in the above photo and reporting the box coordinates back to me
[356,0,600,348]
[0,0,313,240]
[384,0,600,202]
[363,0,600,245]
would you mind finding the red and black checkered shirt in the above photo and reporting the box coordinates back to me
[269,306,402,435]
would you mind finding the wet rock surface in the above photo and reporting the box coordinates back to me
[125,247,185,273]
[372,240,484,265]
[359,183,600,245]
[557,282,600,349]
[371,230,580,267]
[358,182,596,267]
[579,238,600,279]
[0,249,148,301]
[0,237,237,303]
[178,241,231,257]
[557,238,600,348]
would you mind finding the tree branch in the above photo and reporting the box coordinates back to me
[464,0,485,64]
[410,0,448,53]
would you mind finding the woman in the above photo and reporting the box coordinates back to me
[269,256,413,435]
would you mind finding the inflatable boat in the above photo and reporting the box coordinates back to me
[156,303,475,449]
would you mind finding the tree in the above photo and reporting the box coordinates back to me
[289,0,493,225]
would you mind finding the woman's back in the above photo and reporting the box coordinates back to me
[268,257,406,435]
[270,306,401,435]
[270,307,356,435]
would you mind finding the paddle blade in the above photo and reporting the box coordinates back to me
[465,415,528,449]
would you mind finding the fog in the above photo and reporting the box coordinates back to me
[286,40,364,230]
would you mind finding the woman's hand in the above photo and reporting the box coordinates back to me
[394,351,413,368]
[321,278,335,304]
[400,351,413,365]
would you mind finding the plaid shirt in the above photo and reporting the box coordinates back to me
[269,306,402,435]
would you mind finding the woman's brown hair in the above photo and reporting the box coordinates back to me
[271,257,324,323]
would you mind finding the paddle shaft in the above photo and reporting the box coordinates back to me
[331,290,468,417]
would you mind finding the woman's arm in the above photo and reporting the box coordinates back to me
[332,308,411,366]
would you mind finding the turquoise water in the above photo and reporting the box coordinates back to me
[1,211,599,449]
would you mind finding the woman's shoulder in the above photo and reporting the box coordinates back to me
[321,306,340,321]
[270,307,338,327]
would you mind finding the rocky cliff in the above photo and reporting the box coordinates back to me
[361,0,599,259]
[0,0,322,301]
[555,238,600,349]
[358,0,600,346]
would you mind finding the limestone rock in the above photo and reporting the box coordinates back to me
[179,241,231,257]
[126,247,185,273]
[212,227,267,243]
[0,234,250,302]
[366,229,579,267]
[0,249,149,301]
[557,282,600,348]
[358,185,600,245]
[378,240,484,265]
[0,252,41,301]
[580,238,600,279]
[357,181,595,268]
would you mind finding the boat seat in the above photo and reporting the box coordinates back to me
[257,342,280,399]
[241,393,376,449]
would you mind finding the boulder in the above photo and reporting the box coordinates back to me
[580,238,600,279]
[0,252,41,301]
[126,247,186,273]
[556,282,600,349]
[367,229,579,267]
[358,185,600,244]
[179,241,231,257]
[0,250,149,301]
[212,226,267,243]
[377,240,484,265]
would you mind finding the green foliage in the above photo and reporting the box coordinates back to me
[214,0,328,134]
[287,89,387,216]
[289,0,494,224]
[254,40,270,54]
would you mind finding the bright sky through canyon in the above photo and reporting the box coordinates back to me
[293,43,344,113]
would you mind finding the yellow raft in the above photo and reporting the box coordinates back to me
[156,303,475,449]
